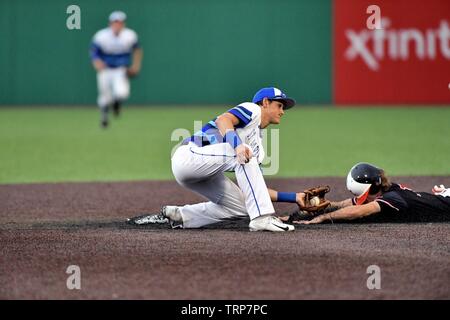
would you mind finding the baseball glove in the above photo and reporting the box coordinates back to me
[299,185,331,213]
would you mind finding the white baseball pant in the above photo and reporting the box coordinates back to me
[171,142,275,228]
[96,67,130,108]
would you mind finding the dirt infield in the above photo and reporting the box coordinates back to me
[1,177,449,299]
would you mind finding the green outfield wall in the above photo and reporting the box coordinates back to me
[0,0,331,105]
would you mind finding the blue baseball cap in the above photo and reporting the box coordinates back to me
[252,87,296,109]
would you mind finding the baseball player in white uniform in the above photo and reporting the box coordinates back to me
[90,11,143,128]
[162,87,306,232]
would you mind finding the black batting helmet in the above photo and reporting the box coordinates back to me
[346,162,383,205]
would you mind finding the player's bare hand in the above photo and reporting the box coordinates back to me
[93,59,106,72]
[126,66,140,78]
[295,214,327,225]
[235,144,253,164]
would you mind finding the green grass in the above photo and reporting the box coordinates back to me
[1,106,449,184]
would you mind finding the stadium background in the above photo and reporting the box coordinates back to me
[1,0,449,300]
[1,0,449,106]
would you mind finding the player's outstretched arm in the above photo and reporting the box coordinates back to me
[297,201,381,224]
[268,188,305,206]
[328,198,354,211]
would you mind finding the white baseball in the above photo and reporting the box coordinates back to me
[310,196,320,206]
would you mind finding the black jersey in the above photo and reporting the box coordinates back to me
[372,183,450,222]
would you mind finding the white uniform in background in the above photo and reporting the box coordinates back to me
[171,102,275,228]
[91,27,139,108]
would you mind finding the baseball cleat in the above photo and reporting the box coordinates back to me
[249,215,295,232]
[161,205,183,229]
[100,119,109,128]
[126,213,169,225]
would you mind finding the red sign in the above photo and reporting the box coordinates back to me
[334,0,450,104]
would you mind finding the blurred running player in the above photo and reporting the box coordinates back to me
[90,11,143,128]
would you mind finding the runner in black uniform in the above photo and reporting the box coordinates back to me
[297,162,450,224]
